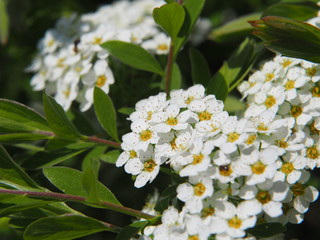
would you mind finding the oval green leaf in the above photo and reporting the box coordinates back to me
[189,47,211,86]
[43,93,82,140]
[101,41,164,76]
[24,215,112,240]
[93,87,119,142]
[43,167,122,206]
[153,2,185,42]
[0,98,50,133]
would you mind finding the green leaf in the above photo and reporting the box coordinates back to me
[45,138,95,151]
[250,16,320,63]
[0,145,39,189]
[24,215,112,240]
[189,47,211,86]
[246,222,286,238]
[174,0,206,56]
[93,87,119,142]
[207,38,262,100]
[82,158,100,202]
[115,221,147,240]
[206,65,229,101]
[0,201,55,218]
[154,185,178,212]
[209,12,262,43]
[101,41,164,76]
[43,167,122,206]
[153,3,185,42]
[262,2,319,21]
[224,95,246,113]
[0,133,52,143]
[0,0,9,45]
[118,107,135,115]
[82,146,107,170]
[43,93,82,140]
[100,150,120,164]
[21,149,86,169]
[0,98,50,133]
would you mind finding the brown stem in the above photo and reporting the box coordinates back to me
[0,189,155,220]
[35,131,121,148]
[177,0,183,4]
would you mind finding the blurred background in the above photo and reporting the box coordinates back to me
[1,0,320,239]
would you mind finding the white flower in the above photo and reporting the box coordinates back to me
[141,32,170,55]
[170,84,206,108]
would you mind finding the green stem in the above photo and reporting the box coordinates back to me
[165,42,175,97]
[0,189,155,220]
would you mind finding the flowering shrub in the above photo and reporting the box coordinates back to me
[1,0,320,240]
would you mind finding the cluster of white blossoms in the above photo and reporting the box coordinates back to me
[117,56,320,239]
[27,0,169,111]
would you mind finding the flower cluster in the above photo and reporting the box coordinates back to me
[27,0,168,111]
[117,58,320,239]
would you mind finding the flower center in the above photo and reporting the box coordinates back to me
[192,154,204,165]
[306,146,319,159]
[188,236,200,240]
[281,162,294,174]
[257,123,268,131]
[96,75,107,87]
[251,161,266,174]
[310,121,320,135]
[129,150,137,159]
[57,58,65,68]
[265,96,276,108]
[143,159,157,172]
[139,130,153,141]
[281,59,292,68]
[290,105,302,118]
[276,139,288,149]
[92,37,102,45]
[47,39,55,47]
[257,190,271,204]
[202,206,215,218]
[306,67,317,77]
[291,183,305,196]
[193,183,206,196]
[311,86,320,97]
[63,88,71,98]
[285,80,295,90]
[228,216,242,229]
[227,132,240,143]
[246,135,257,145]
[265,73,275,82]
[198,111,212,121]
[166,117,178,126]
[185,96,194,104]
[157,43,169,51]
[219,164,233,176]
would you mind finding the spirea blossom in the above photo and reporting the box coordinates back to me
[28,0,168,111]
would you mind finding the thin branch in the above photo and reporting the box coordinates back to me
[35,131,121,148]
[0,189,155,220]
[165,42,174,97]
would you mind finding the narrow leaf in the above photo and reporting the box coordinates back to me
[209,12,262,43]
[43,93,82,140]
[118,107,135,115]
[206,64,229,101]
[0,98,50,133]
[81,158,100,202]
[94,87,119,142]
[189,47,211,86]
[100,150,120,164]
[115,221,147,240]
[101,41,164,76]
[0,0,9,45]
[153,3,185,42]
[0,133,51,143]
[21,149,85,169]
[262,2,319,21]
[0,145,39,189]
[24,215,112,240]
[43,167,122,206]
[224,95,246,113]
